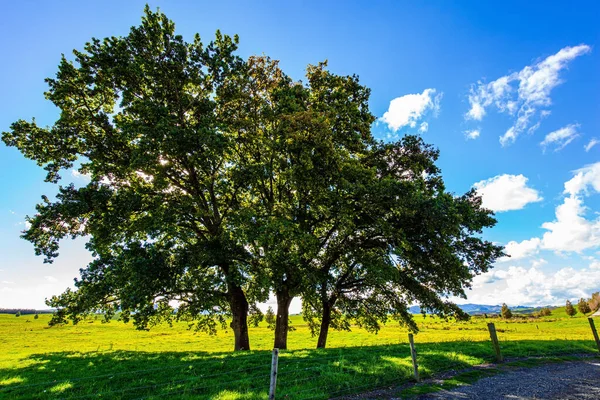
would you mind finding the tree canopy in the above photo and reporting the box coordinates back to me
[2,7,504,351]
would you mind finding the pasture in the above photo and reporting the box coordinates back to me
[1,308,598,399]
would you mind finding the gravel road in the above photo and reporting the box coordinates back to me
[419,360,600,399]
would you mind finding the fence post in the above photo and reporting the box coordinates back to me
[408,333,419,382]
[269,348,279,400]
[487,323,503,362]
[588,318,600,353]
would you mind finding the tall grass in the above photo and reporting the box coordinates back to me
[1,307,597,399]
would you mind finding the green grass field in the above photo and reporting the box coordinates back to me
[1,308,598,399]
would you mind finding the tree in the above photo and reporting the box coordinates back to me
[501,303,512,319]
[588,292,600,312]
[2,7,265,351]
[265,306,276,329]
[565,300,577,317]
[577,298,591,314]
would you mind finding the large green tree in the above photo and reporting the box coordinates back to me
[3,7,504,353]
[2,7,265,351]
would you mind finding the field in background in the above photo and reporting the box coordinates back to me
[1,308,598,399]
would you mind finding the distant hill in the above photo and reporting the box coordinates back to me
[409,304,554,315]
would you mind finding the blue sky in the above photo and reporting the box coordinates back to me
[1,1,599,310]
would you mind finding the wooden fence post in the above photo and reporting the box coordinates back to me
[408,333,419,382]
[269,348,279,400]
[487,323,503,362]
[588,318,600,353]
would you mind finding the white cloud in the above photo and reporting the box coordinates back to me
[585,138,599,152]
[540,162,600,253]
[499,238,541,262]
[495,163,600,256]
[44,276,58,283]
[465,44,590,146]
[465,129,480,140]
[418,122,429,133]
[540,124,580,152]
[466,264,600,306]
[380,88,442,132]
[564,162,600,197]
[540,197,600,252]
[2,281,15,285]
[473,174,542,212]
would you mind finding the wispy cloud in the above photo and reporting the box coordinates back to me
[465,44,590,145]
[585,138,599,152]
[540,124,580,152]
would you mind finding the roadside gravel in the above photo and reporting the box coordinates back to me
[419,360,600,399]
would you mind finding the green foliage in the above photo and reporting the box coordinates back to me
[577,298,591,314]
[15,312,21,318]
[34,313,39,320]
[565,300,577,317]
[501,303,512,319]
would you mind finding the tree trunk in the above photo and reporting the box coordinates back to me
[274,290,293,349]
[316,301,332,349]
[316,294,338,349]
[229,284,250,351]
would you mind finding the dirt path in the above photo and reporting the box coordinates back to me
[418,360,600,399]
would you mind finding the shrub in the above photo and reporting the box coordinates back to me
[565,300,577,317]
[15,311,21,317]
[501,303,512,319]
[578,298,591,314]
[34,313,39,320]
[538,307,552,317]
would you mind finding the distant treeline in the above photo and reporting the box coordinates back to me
[0,309,54,315]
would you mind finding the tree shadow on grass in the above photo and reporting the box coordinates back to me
[1,339,597,399]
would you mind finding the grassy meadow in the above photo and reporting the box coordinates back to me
[1,308,599,399]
